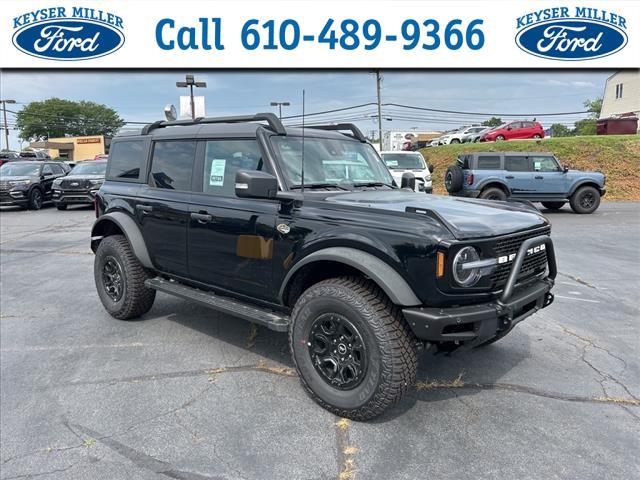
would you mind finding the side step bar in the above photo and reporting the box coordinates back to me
[145,277,290,332]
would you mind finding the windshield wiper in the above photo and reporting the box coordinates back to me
[290,183,351,191]
[352,182,395,189]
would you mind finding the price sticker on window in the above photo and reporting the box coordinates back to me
[209,159,226,186]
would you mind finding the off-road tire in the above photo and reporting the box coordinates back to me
[28,188,43,210]
[290,277,418,421]
[570,186,600,214]
[94,235,156,320]
[541,201,565,210]
[445,165,464,193]
[56,204,67,211]
[479,187,507,201]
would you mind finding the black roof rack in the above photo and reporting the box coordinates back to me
[141,112,286,135]
[306,124,367,142]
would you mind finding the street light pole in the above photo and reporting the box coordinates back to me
[270,101,290,120]
[0,99,16,151]
[176,74,207,120]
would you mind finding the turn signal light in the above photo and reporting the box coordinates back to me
[436,251,445,278]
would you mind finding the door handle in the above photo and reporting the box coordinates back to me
[136,205,153,214]
[535,176,543,179]
[191,212,213,224]
[505,175,515,179]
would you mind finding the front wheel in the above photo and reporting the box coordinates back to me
[496,135,505,141]
[290,277,418,421]
[94,235,156,320]
[449,138,460,144]
[570,186,600,214]
[28,188,43,210]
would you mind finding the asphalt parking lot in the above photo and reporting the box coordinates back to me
[1,202,638,480]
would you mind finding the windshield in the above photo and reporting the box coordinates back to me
[271,137,394,188]
[70,162,107,175]
[381,153,426,170]
[0,163,41,176]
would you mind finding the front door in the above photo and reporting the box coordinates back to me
[137,139,197,277]
[187,138,278,302]
[529,155,567,195]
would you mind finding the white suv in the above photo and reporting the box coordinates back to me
[380,151,433,193]
[441,126,486,145]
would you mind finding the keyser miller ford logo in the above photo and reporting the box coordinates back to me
[515,6,628,60]
[12,7,124,60]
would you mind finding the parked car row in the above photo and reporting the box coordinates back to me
[428,121,546,146]
[0,160,106,210]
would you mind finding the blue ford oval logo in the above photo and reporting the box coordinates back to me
[12,19,125,61]
[516,19,627,61]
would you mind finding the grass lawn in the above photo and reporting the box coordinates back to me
[419,135,640,201]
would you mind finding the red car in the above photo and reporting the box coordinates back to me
[480,121,544,142]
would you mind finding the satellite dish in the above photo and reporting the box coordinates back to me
[164,104,177,121]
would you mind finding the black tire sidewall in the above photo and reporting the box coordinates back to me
[542,201,565,210]
[445,165,464,193]
[292,293,384,411]
[94,239,128,315]
[480,187,507,201]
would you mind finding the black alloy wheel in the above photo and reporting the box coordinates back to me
[102,256,124,302]
[29,189,43,210]
[308,313,367,390]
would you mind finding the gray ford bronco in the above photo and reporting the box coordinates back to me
[91,114,556,420]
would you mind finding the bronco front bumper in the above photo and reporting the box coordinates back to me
[403,235,556,348]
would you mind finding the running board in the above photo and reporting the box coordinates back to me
[145,277,290,332]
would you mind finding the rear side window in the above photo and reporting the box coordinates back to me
[50,164,64,174]
[107,140,145,180]
[476,155,501,170]
[150,140,197,191]
[505,156,530,172]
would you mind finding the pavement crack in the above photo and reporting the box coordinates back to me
[334,418,358,480]
[1,460,81,480]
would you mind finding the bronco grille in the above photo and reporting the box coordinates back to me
[490,226,551,287]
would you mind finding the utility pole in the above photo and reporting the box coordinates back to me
[375,70,383,150]
[270,101,290,120]
[176,74,207,120]
[0,99,16,151]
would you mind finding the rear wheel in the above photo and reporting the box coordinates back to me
[28,188,43,210]
[94,235,156,320]
[541,201,565,210]
[479,187,507,201]
[570,186,600,214]
[533,134,542,139]
[445,165,464,193]
[290,277,418,420]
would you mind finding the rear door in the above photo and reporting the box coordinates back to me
[503,155,533,196]
[187,138,278,302]
[40,163,58,199]
[137,139,196,277]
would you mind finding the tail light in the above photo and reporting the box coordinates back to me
[466,173,474,185]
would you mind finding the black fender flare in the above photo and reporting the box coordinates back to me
[279,247,422,307]
[568,180,602,197]
[90,212,153,269]
[476,179,511,195]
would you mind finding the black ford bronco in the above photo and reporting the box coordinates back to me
[91,114,556,420]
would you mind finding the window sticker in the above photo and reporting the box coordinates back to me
[209,159,226,186]
[534,161,541,171]
[385,160,399,167]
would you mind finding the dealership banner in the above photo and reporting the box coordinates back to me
[0,0,638,68]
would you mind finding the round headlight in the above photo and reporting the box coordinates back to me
[452,246,481,287]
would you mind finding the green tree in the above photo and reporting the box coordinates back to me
[15,98,125,141]
[481,117,503,127]
[583,97,603,119]
[551,123,573,137]
[574,118,597,136]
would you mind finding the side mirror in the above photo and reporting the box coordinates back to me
[401,171,416,190]
[506,126,512,131]
[428,164,434,174]
[235,170,278,199]
[563,166,569,173]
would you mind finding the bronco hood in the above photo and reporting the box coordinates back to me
[324,190,548,240]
